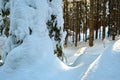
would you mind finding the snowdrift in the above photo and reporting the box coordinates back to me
[0,35,82,80]
[85,39,120,80]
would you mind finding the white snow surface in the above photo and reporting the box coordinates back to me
[84,39,120,80]
[0,34,83,80]
[0,37,6,55]
[0,35,120,80]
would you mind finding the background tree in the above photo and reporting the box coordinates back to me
[89,0,94,46]
[63,0,69,46]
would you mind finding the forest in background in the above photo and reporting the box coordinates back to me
[1,0,120,47]
[63,0,120,47]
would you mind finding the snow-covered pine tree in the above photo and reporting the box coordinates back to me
[1,0,58,64]
[46,14,63,59]
[47,0,65,61]
[0,0,4,36]
[0,0,4,61]
[0,0,10,37]
[1,0,32,62]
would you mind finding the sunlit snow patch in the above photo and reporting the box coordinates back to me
[68,47,87,65]
[112,39,120,52]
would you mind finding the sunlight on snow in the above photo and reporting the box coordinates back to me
[61,62,72,70]
[112,39,120,52]
[61,60,84,70]
[81,54,102,80]
[66,47,87,65]
[0,60,2,63]
[74,47,87,56]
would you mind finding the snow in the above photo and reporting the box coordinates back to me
[0,37,6,55]
[0,0,120,80]
[64,38,113,65]
[84,39,120,80]
[0,0,4,9]
[0,35,82,80]
[0,36,120,80]
[49,0,64,28]
[0,33,120,80]
[63,37,120,80]
[2,0,50,62]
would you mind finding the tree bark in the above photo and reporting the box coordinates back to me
[102,0,106,40]
[89,0,94,47]
[75,2,79,47]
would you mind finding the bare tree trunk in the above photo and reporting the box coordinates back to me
[63,0,69,45]
[89,0,94,47]
[64,30,69,46]
[119,0,120,35]
[102,0,106,40]
[85,0,88,42]
[75,2,79,47]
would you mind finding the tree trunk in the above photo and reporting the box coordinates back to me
[102,1,106,40]
[89,0,94,47]
[85,0,88,42]
[75,2,79,47]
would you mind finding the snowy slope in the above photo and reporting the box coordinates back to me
[64,38,114,65]
[84,39,120,80]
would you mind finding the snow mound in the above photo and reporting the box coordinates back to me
[0,35,83,80]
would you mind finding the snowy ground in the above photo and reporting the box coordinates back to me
[84,38,120,80]
[63,36,120,80]
[0,37,120,80]
[63,37,118,65]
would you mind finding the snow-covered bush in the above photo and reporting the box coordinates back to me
[0,0,10,37]
[0,0,4,36]
[0,0,10,62]
[47,0,65,61]
[46,14,63,59]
